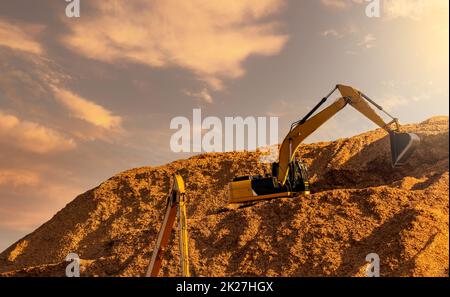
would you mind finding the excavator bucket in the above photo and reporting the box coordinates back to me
[390,132,420,167]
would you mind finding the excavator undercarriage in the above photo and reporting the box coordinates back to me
[229,84,420,204]
[229,161,310,204]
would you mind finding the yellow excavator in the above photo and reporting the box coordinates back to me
[229,84,420,204]
[146,174,190,277]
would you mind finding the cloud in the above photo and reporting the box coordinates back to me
[0,111,76,154]
[265,99,290,117]
[184,88,213,104]
[320,23,359,41]
[358,34,376,48]
[376,80,435,111]
[320,0,363,10]
[379,93,431,112]
[321,29,344,39]
[1,43,122,139]
[0,19,44,55]
[0,180,82,231]
[320,0,448,21]
[384,0,449,20]
[51,86,122,130]
[62,0,288,90]
[0,170,40,188]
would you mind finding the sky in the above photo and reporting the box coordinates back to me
[0,0,448,252]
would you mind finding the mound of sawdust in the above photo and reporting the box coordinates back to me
[0,116,448,277]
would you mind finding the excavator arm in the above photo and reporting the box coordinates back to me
[146,174,190,277]
[278,96,347,186]
[276,84,420,186]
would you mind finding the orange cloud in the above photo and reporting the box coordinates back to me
[51,86,122,130]
[358,34,376,49]
[184,88,213,104]
[0,167,84,232]
[0,180,82,231]
[0,19,44,55]
[0,111,76,154]
[0,170,40,188]
[62,0,288,90]
[321,29,344,39]
[320,0,448,19]
[384,0,449,20]
[320,0,363,10]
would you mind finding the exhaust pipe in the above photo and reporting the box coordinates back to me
[389,132,420,167]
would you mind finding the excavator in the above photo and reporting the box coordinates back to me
[146,174,190,277]
[229,84,420,204]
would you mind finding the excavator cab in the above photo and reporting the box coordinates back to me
[290,161,310,192]
[228,161,310,204]
[272,160,310,193]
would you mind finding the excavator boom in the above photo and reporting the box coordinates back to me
[276,84,420,186]
[146,174,190,277]
[277,96,348,186]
